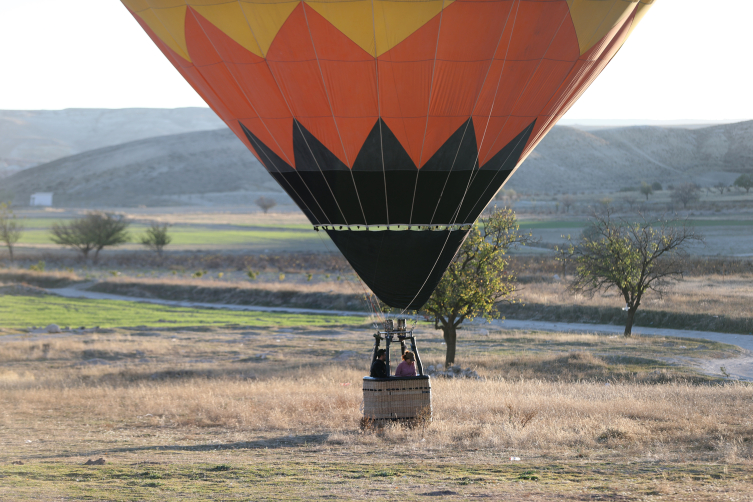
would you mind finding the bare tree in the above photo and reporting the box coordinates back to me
[714,182,727,195]
[561,194,575,213]
[0,203,23,262]
[140,222,172,257]
[624,196,637,211]
[255,196,277,214]
[51,212,130,263]
[558,209,702,336]
[670,183,701,209]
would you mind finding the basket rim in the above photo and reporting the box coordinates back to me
[363,375,430,382]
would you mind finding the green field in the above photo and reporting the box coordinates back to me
[16,224,324,249]
[518,218,753,229]
[13,214,753,251]
[0,295,368,329]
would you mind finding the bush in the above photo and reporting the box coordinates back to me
[651,182,662,191]
[255,196,277,214]
[733,174,753,193]
[29,261,45,272]
[0,202,23,262]
[140,222,172,256]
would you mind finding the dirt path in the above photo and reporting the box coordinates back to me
[43,285,753,380]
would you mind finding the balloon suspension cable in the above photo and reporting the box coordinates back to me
[399,0,568,315]
[313,228,384,322]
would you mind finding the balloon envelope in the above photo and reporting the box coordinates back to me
[122,0,652,309]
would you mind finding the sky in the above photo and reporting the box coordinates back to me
[0,0,750,121]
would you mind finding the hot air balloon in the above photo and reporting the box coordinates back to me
[121,0,653,310]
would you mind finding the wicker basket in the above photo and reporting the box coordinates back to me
[362,376,432,420]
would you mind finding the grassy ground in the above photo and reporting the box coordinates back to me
[9,206,753,255]
[12,211,328,252]
[1,322,751,500]
[0,293,369,330]
[2,459,750,501]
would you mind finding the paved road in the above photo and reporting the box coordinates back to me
[45,285,753,380]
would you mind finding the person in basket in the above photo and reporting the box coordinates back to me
[394,350,417,377]
[370,349,388,378]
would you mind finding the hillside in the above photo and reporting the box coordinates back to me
[2,129,286,208]
[0,108,224,176]
[511,120,753,193]
[4,120,752,207]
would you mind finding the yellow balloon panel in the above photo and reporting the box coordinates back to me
[307,0,452,57]
[124,1,311,59]
[305,0,375,55]
[239,2,299,57]
[192,3,263,57]
[566,0,646,55]
[131,4,190,61]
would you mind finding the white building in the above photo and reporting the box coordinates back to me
[30,192,53,206]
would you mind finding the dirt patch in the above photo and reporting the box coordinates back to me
[9,251,352,273]
[0,283,53,297]
[0,270,81,288]
[87,279,370,312]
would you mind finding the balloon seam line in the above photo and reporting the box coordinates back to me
[185,7,325,225]
[301,2,369,226]
[427,0,518,225]
[409,0,447,225]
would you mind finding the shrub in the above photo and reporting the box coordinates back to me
[255,196,277,214]
[140,222,172,256]
[50,212,130,263]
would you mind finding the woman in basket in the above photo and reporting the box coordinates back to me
[394,350,417,377]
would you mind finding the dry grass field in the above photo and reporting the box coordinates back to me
[1,324,752,500]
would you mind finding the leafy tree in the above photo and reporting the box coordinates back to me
[0,203,23,262]
[670,183,701,208]
[255,196,277,214]
[51,212,130,263]
[733,174,753,194]
[558,209,702,336]
[639,182,653,200]
[140,222,172,256]
[651,181,663,191]
[422,207,532,367]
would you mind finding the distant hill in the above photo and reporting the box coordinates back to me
[2,129,286,208]
[510,120,753,193]
[0,108,224,176]
[4,120,752,207]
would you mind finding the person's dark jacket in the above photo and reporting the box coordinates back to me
[370,358,388,378]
